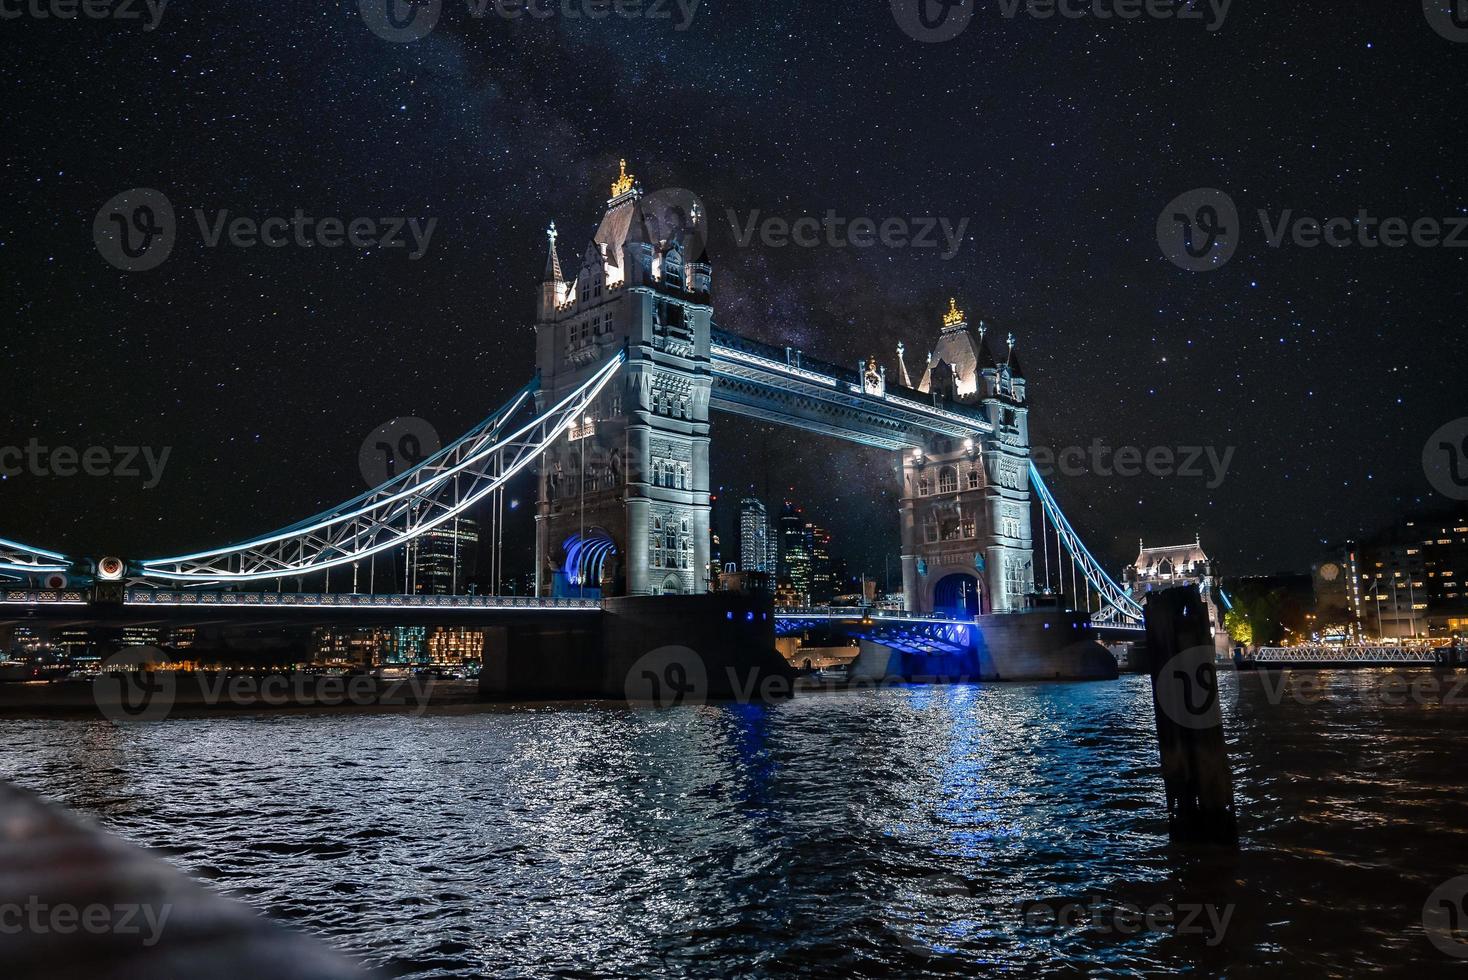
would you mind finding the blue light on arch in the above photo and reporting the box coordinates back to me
[563,530,617,587]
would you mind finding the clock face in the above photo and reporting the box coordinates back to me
[1319,562,1340,582]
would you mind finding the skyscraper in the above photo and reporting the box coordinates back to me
[778,502,812,604]
[408,516,479,595]
[739,497,769,573]
[807,522,835,603]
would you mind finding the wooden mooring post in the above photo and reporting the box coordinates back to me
[1142,584,1238,847]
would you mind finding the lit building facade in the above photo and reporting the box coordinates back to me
[1124,537,1228,644]
[534,162,712,597]
[408,516,479,596]
[778,502,812,604]
[807,522,835,603]
[1352,509,1468,639]
[738,496,769,573]
[895,300,1035,616]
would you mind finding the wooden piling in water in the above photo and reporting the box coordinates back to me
[1142,584,1238,847]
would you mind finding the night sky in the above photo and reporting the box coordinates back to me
[3,1,1465,584]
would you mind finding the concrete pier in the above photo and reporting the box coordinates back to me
[0,781,368,980]
[479,593,794,702]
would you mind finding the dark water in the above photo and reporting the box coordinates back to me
[5,671,1468,977]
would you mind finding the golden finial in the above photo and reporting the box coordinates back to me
[610,158,635,198]
[942,297,965,328]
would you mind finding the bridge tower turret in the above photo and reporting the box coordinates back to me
[533,162,713,598]
[899,300,1035,616]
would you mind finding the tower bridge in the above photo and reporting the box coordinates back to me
[0,163,1145,677]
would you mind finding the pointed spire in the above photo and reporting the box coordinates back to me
[1006,332,1015,366]
[544,221,563,283]
[894,341,913,388]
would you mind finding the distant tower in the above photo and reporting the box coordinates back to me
[898,299,1034,615]
[777,501,812,604]
[534,161,714,596]
[738,497,769,573]
[407,516,479,595]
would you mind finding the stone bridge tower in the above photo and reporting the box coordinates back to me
[534,163,713,597]
[897,300,1035,616]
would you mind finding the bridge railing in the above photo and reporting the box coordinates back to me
[123,590,601,610]
[1249,645,1446,664]
[774,605,968,623]
[1,589,90,605]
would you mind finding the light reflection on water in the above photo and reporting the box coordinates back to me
[4,671,1468,976]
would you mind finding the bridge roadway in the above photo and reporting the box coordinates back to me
[708,328,994,449]
[0,591,1142,638]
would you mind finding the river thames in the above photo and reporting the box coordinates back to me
[4,670,1467,977]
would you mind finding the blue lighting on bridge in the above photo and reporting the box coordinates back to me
[564,530,617,588]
